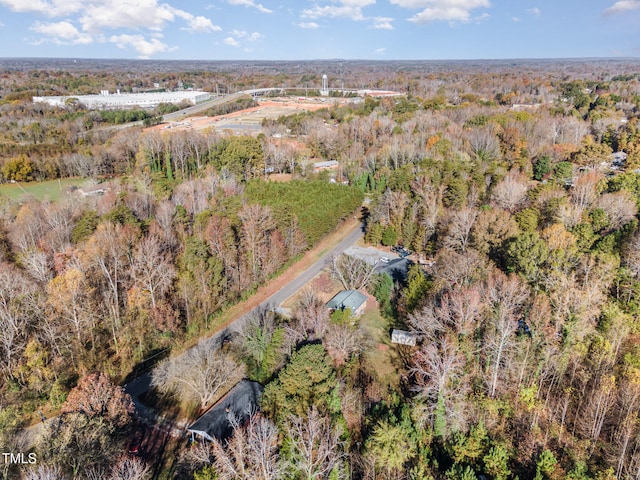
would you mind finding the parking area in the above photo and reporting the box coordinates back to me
[343,245,411,281]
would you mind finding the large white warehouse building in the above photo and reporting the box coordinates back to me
[33,90,211,109]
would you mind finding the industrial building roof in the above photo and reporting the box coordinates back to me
[33,90,211,110]
[326,290,367,312]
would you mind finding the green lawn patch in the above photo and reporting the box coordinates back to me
[359,307,400,388]
[0,178,87,202]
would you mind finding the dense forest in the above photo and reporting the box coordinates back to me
[2,58,640,479]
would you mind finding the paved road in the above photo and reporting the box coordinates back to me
[87,92,250,134]
[161,92,248,122]
[263,222,364,310]
[125,220,364,430]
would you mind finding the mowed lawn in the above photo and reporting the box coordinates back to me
[359,305,402,389]
[0,178,87,202]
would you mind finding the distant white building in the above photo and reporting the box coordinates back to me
[33,90,211,110]
[313,160,339,172]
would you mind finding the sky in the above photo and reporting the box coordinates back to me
[0,0,638,60]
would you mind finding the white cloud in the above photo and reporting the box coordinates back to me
[297,21,319,28]
[80,1,178,33]
[227,0,272,13]
[224,30,263,47]
[223,36,240,46]
[527,7,540,17]
[340,0,375,5]
[301,0,375,21]
[110,33,168,58]
[604,0,640,15]
[185,16,221,32]
[512,16,520,22]
[30,20,93,44]
[375,47,386,55]
[302,5,364,20]
[0,0,221,56]
[372,17,394,29]
[390,0,490,24]
[230,29,261,39]
[0,0,84,16]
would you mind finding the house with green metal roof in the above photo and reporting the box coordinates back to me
[326,290,368,317]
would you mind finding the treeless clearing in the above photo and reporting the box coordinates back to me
[266,173,293,182]
[146,97,339,134]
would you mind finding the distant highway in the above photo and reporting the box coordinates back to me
[161,92,249,122]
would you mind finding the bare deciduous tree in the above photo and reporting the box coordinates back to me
[490,171,529,212]
[46,267,95,347]
[623,230,640,278]
[468,126,500,161]
[210,415,285,480]
[411,176,444,248]
[109,456,150,480]
[130,234,176,309]
[571,171,602,210]
[0,263,41,375]
[81,223,136,353]
[597,191,638,230]
[579,375,616,446]
[484,271,529,397]
[294,289,330,341]
[25,464,66,480]
[152,342,245,410]
[19,248,53,284]
[441,285,485,335]
[239,204,278,284]
[324,324,368,366]
[411,335,466,406]
[284,408,346,480]
[434,248,486,291]
[329,254,377,291]
[440,207,478,253]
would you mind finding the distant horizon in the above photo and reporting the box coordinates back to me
[2,56,640,63]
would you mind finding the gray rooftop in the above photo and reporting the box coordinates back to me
[326,290,367,312]
[187,380,263,442]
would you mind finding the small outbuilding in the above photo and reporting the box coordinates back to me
[313,160,339,172]
[326,290,368,317]
[187,380,263,443]
[391,329,417,346]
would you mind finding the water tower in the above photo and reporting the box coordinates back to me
[321,74,329,96]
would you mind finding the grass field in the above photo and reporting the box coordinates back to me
[360,305,402,388]
[0,178,87,202]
